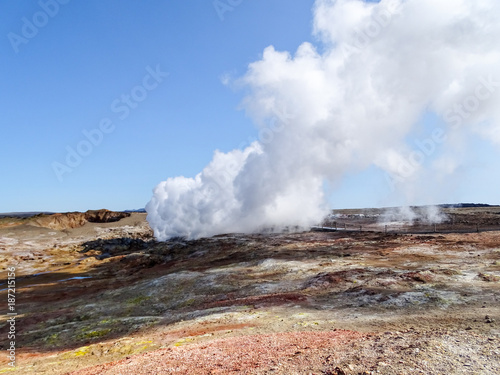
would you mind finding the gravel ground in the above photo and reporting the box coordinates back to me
[69,329,500,375]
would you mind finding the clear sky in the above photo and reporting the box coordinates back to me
[0,0,315,212]
[1,0,499,214]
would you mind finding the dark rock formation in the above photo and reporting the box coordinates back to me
[84,209,130,223]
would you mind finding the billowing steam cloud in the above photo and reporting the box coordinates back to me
[147,0,500,240]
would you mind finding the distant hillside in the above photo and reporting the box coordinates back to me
[0,211,54,219]
[0,208,146,219]
[438,203,500,208]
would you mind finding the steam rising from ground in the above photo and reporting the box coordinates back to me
[147,0,500,240]
[379,206,448,226]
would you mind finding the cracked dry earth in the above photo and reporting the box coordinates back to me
[0,213,499,374]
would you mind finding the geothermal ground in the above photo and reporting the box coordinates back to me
[0,207,500,374]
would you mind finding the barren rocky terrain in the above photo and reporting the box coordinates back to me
[0,208,499,374]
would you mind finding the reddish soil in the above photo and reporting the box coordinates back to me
[0,210,499,374]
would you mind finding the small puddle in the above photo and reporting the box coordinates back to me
[58,276,92,282]
[31,271,53,277]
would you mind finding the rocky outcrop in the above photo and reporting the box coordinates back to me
[30,212,87,230]
[29,209,130,230]
[84,209,130,223]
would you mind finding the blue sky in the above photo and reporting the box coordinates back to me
[1,0,317,212]
[1,0,499,214]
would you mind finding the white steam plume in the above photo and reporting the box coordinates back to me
[147,0,500,240]
[379,205,448,226]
